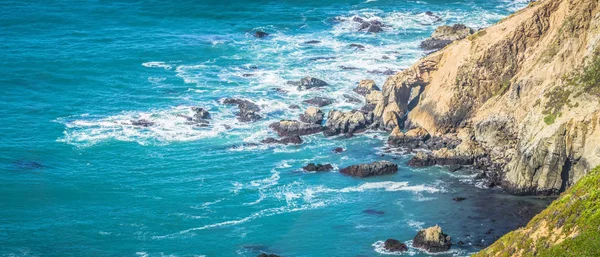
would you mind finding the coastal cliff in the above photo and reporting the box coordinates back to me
[377,0,600,195]
[474,166,600,256]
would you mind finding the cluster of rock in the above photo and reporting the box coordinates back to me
[131,106,213,128]
[351,17,384,33]
[383,225,452,253]
[420,24,474,51]
[223,98,262,122]
[286,76,329,90]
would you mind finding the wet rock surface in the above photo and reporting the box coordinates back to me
[340,161,398,177]
[223,98,262,122]
[287,76,329,90]
[383,239,408,252]
[261,136,303,145]
[303,97,335,107]
[302,163,334,172]
[299,107,324,125]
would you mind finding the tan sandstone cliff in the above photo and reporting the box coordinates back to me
[375,0,600,195]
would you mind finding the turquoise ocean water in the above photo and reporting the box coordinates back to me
[0,1,550,256]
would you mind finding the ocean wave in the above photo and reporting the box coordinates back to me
[142,61,174,70]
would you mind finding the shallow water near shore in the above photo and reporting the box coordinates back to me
[0,0,550,256]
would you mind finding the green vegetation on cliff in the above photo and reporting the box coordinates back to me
[474,166,600,257]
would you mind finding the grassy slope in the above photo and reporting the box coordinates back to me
[474,166,600,257]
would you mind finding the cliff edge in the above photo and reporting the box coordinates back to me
[377,0,600,195]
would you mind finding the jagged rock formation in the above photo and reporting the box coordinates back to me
[412,225,452,253]
[475,166,600,257]
[420,24,474,51]
[339,161,398,177]
[375,0,600,195]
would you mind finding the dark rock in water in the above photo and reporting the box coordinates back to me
[269,120,324,137]
[453,197,467,202]
[308,56,337,61]
[131,119,154,127]
[192,107,211,120]
[340,161,398,177]
[333,147,345,153]
[340,66,359,70]
[352,16,365,23]
[304,40,321,44]
[367,24,383,33]
[457,241,465,246]
[343,94,362,104]
[384,239,408,252]
[349,43,365,50]
[299,106,324,125]
[303,163,334,172]
[303,97,334,107]
[363,209,385,215]
[288,104,300,109]
[413,225,452,253]
[223,98,262,122]
[261,135,303,145]
[353,79,380,96]
[287,76,329,90]
[448,164,462,172]
[273,88,288,94]
[424,11,443,23]
[242,73,255,77]
[324,109,375,136]
[255,31,269,38]
[257,254,281,257]
[13,160,44,170]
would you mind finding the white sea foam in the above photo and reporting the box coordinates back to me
[56,105,233,146]
[142,61,174,70]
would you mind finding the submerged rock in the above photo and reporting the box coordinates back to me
[383,239,408,252]
[304,40,321,44]
[413,225,452,253]
[257,254,280,257]
[223,98,262,122]
[420,24,474,51]
[261,135,303,145]
[349,43,366,50]
[255,31,269,38]
[333,147,345,154]
[287,76,329,90]
[452,197,467,202]
[299,107,324,124]
[354,79,380,96]
[269,120,324,137]
[303,97,334,107]
[192,107,211,120]
[340,161,398,177]
[131,119,154,127]
[363,209,385,215]
[302,163,334,172]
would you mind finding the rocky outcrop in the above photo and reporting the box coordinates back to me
[352,17,384,33]
[287,76,328,90]
[375,0,600,195]
[299,107,324,124]
[413,225,452,253]
[223,98,262,122]
[383,239,408,252]
[354,79,380,96]
[302,163,333,172]
[340,161,398,177]
[261,136,303,145]
[420,24,474,51]
[269,120,324,137]
[324,109,375,136]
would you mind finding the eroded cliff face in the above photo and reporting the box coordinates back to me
[376,0,600,195]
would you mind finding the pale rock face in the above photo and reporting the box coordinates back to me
[354,79,380,96]
[365,91,383,105]
[378,0,600,195]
